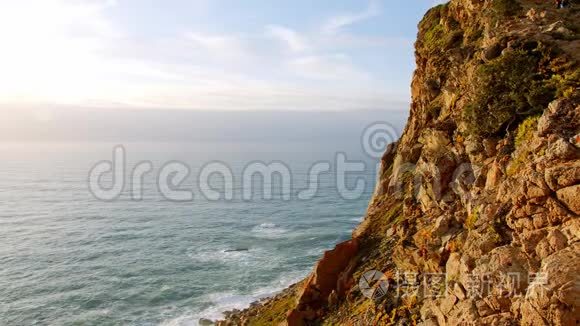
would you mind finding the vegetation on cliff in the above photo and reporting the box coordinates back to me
[220,1,580,325]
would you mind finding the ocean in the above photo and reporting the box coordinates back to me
[0,141,377,325]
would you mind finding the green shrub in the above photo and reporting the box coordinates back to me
[418,3,466,53]
[506,150,527,176]
[514,115,540,148]
[462,49,556,136]
[419,4,452,53]
[507,115,541,176]
[491,0,522,17]
[549,68,580,98]
[464,25,484,44]
[466,206,479,230]
[383,203,404,226]
[488,0,522,26]
[424,23,446,52]
[486,226,502,244]
[419,4,445,31]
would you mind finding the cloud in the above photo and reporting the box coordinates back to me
[266,25,309,53]
[186,33,245,54]
[0,0,410,112]
[321,0,382,35]
[288,54,370,82]
[185,32,254,63]
[0,0,121,106]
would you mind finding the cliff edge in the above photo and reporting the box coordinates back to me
[220,0,580,324]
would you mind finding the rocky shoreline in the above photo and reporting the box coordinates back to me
[212,282,303,325]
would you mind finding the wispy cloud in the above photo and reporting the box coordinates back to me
[0,0,413,112]
[288,54,370,82]
[185,32,254,63]
[266,25,309,53]
[321,0,382,35]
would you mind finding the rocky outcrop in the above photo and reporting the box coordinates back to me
[286,239,359,325]
[220,0,579,325]
[520,241,580,325]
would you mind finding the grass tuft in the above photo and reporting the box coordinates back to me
[466,206,479,230]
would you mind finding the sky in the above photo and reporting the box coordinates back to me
[0,0,444,113]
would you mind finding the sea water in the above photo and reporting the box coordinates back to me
[0,141,376,325]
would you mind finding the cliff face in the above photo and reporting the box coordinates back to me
[221,0,580,325]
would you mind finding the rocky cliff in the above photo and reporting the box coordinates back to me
[220,0,580,325]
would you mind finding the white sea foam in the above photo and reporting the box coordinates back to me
[186,246,263,266]
[160,271,307,326]
[350,216,364,222]
[250,223,289,239]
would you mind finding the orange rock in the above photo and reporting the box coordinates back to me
[287,239,359,325]
[286,309,305,326]
[309,239,359,299]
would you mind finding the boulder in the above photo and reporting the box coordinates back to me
[537,100,579,138]
[288,239,359,325]
[479,313,516,325]
[441,294,458,314]
[471,246,530,295]
[286,310,306,326]
[544,162,580,191]
[522,172,551,200]
[485,162,503,190]
[520,229,548,254]
[545,138,579,161]
[561,219,580,244]
[547,229,568,252]
[199,318,215,326]
[556,185,580,215]
[432,214,451,237]
[522,243,580,326]
[541,21,574,38]
[453,283,467,301]
[311,239,359,298]
[446,253,462,281]
[475,300,494,317]
[483,42,503,61]
[446,299,478,325]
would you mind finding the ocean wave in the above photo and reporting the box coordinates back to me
[160,271,307,326]
[187,247,257,265]
[250,223,289,239]
[305,247,330,257]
